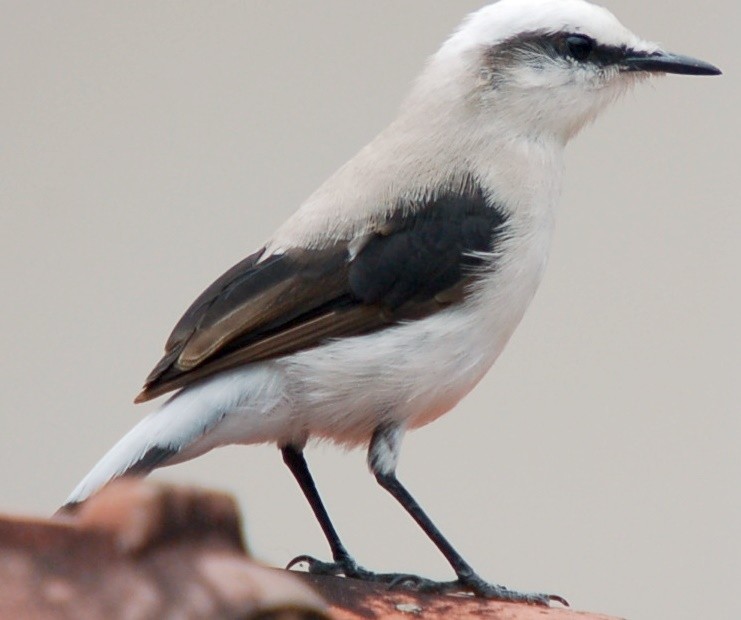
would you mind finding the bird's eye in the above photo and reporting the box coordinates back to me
[565,35,594,62]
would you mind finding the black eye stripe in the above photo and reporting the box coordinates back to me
[486,29,629,70]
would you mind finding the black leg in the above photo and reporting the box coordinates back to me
[282,444,451,586]
[281,446,366,578]
[281,445,352,564]
[373,470,475,577]
[282,445,384,579]
[368,424,567,606]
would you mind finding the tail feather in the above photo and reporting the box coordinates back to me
[124,445,180,476]
[63,365,286,509]
[63,390,225,507]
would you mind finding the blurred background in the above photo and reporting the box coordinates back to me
[1,2,738,619]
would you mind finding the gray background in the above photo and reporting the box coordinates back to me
[1,2,738,619]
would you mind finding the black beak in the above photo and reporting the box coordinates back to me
[623,50,721,76]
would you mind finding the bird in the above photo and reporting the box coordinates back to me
[62,0,720,606]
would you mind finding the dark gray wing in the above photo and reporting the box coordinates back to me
[135,183,507,402]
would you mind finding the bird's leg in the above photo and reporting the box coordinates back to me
[282,444,442,585]
[367,423,567,606]
[281,445,373,579]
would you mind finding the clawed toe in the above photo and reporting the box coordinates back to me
[286,556,566,607]
[456,573,568,606]
[387,572,567,607]
[286,554,345,576]
[287,556,432,587]
[385,574,456,592]
[286,554,314,571]
[286,554,371,579]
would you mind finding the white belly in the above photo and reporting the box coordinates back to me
[279,230,552,447]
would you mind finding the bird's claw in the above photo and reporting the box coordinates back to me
[287,556,566,606]
[386,572,566,606]
[287,555,440,587]
[286,554,373,579]
[453,573,569,606]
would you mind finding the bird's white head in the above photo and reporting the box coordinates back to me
[409,0,720,143]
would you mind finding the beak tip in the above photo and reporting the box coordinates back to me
[625,51,722,77]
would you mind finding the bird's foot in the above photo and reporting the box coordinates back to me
[286,554,378,580]
[402,572,568,606]
[369,572,566,606]
[287,555,436,586]
[287,557,566,606]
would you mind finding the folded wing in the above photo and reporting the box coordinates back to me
[136,182,507,402]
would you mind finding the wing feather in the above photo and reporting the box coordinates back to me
[135,180,506,403]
